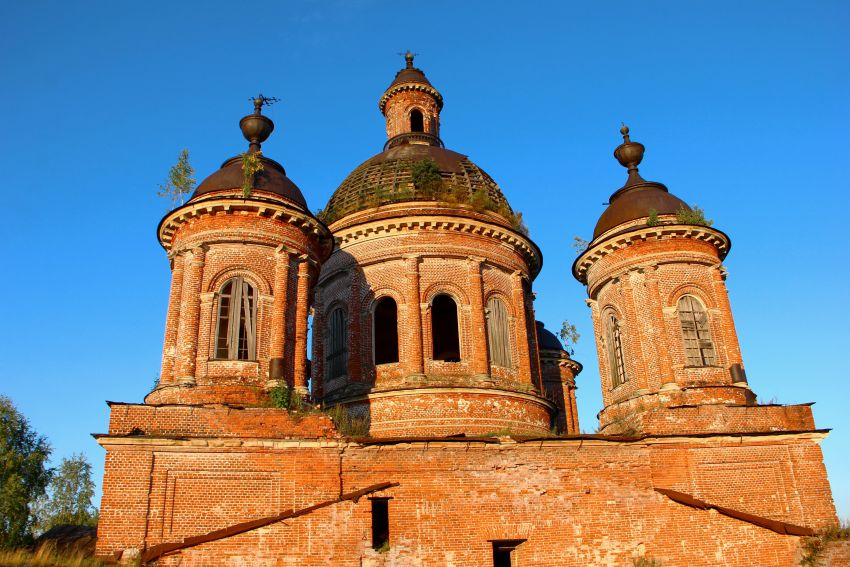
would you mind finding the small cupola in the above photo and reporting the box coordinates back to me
[378,52,444,149]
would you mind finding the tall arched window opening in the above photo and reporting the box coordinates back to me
[431,294,460,362]
[326,306,348,380]
[410,109,424,132]
[374,297,399,364]
[677,295,716,366]
[605,313,627,388]
[486,297,512,368]
[215,277,257,360]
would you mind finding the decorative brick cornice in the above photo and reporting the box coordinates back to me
[379,83,444,112]
[158,197,333,259]
[573,224,731,284]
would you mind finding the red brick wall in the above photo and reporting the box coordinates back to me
[96,433,836,565]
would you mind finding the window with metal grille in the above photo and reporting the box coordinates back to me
[677,295,716,366]
[431,294,460,362]
[410,109,424,132]
[374,297,399,365]
[214,277,257,360]
[605,313,627,388]
[326,306,348,380]
[486,297,512,368]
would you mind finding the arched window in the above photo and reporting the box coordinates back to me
[486,297,512,368]
[431,294,460,362]
[374,297,399,365]
[605,313,627,388]
[410,109,424,132]
[677,295,716,366]
[215,277,257,360]
[326,306,348,380]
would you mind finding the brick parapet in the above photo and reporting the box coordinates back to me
[105,403,339,439]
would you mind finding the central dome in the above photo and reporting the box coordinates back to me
[322,143,512,224]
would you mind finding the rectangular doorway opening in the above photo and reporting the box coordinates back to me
[371,497,390,550]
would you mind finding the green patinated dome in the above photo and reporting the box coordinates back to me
[322,143,513,225]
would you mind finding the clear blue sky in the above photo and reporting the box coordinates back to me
[1,1,847,519]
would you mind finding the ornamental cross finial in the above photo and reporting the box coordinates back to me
[250,94,280,115]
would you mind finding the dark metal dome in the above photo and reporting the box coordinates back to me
[593,125,691,239]
[536,321,564,352]
[192,155,308,210]
[323,144,512,223]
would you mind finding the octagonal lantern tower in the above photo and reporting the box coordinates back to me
[313,54,571,437]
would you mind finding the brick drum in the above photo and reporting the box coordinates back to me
[95,56,841,566]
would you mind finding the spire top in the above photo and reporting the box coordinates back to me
[240,94,278,153]
[404,50,416,68]
[613,124,646,186]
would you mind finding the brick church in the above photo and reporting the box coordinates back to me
[95,54,840,565]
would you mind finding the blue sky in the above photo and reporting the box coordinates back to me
[1,1,847,519]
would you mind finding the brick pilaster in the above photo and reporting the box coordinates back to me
[175,246,205,383]
[269,248,291,381]
[405,255,424,375]
[468,257,489,376]
[160,252,184,384]
[511,271,533,386]
[293,256,311,392]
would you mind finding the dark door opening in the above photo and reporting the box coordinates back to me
[491,539,525,567]
[431,294,460,361]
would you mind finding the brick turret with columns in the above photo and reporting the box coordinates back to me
[313,54,557,437]
[573,126,816,436]
[147,98,333,406]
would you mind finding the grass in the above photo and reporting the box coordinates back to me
[0,548,109,567]
[800,520,850,567]
[324,404,370,437]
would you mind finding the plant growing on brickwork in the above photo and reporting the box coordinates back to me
[157,149,196,209]
[269,384,304,412]
[240,151,264,198]
[411,158,442,196]
[0,547,109,567]
[675,204,712,227]
[800,521,850,567]
[375,541,391,553]
[0,396,52,548]
[510,210,530,236]
[559,320,580,356]
[572,236,589,254]
[646,208,660,227]
[325,405,370,437]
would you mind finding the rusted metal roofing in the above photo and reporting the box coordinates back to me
[655,487,815,536]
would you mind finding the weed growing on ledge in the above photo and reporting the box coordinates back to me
[325,404,370,437]
[800,521,850,567]
[675,204,713,227]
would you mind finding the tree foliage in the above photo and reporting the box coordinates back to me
[33,454,98,533]
[559,320,580,356]
[240,151,264,198]
[0,396,51,548]
[157,149,196,208]
[675,204,713,227]
[410,158,442,196]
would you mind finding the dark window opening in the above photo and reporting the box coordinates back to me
[215,277,257,360]
[371,498,389,550]
[374,297,399,364]
[326,306,348,380]
[491,540,525,567]
[410,109,424,132]
[432,294,460,362]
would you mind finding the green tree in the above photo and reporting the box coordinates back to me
[33,454,98,533]
[559,320,580,356]
[0,395,51,548]
[157,148,196,208]
[410,158,442,196]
